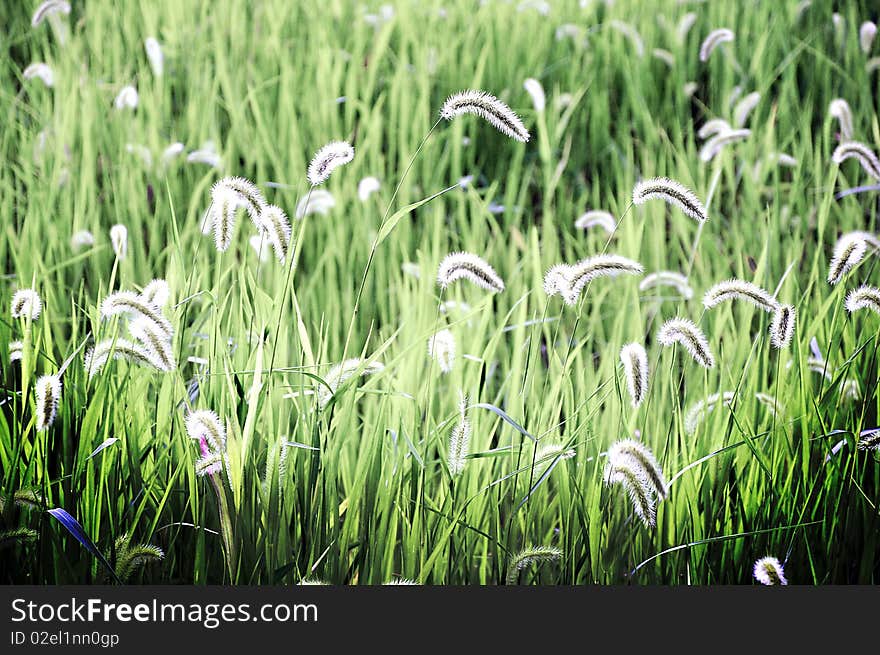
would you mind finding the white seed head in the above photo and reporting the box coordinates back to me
[140,279,171,308]
[307,140,355,186]
[676,12,697,42]
[31,1,70,27]
[755,392,783,417]
[827,232,870,285]
[357,176,381,201]
[657,317,715,368]
[753,556,787,586]
[561,254,643,306]
[317,358,384,409]
[652,48,675,67]
[542,264,572,298]
[160,142,185,167]
[608,20,645,57]
[523,78,546,112]
[437,251,505,293]
[9,341,24,363]
[769,305,796,349]
[428,329,456,374]
[845,285,880,315]
[11,289,42,320]
[128,317,176,371]
[684,392,735,436]
[110,224,128,259]
[34,374,62,431]
[699,128,751,162]
[697,118,732,140]
[187,148,222,169]
[100,291,172,337]
[620,343,649,409]
[84,338,167,379]
[295,189,336,218]
[831,140,880,180]
[144,37,164,77]
[702,279,779,312]
[114,85,139,110]
[633,177,708,223]
[828,99,855,141]
[607,439,668,500]
[699,28,734,62]
[71,230,95,251]
[574,210,616,234]
[258,204,292,264]
[860,21,877,55]
[440,89,530,143]
[447,393,471,477]
[23,62,54,87]
[506,545,562,585]
[186,409,227,477]
[639,271,693,299]
[603,445,659,528]
[211,176,266,229]
[733,92,760,127]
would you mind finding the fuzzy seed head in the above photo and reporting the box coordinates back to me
[11,289,42,320]
[307,141,355,186]
[357,176,381,201]
[23,62,54,87]
[697,118,732,140]
[657,317,715,368]
[31,1,70,27]
[753,556,787,586]
[317,358,384,409]
[447,393,472,477]
[110,224,128,259]
[831,140,880,180]
[84,339,168,379]
[633,177,708,223]
[145,37,164,77]
[129,317,176,371]
[620,343,649,409]
[699,28,734,62]
[861,21,878,54]
[769,305,796,349]
[71,230,95,251]
[702,279,779,312]
[35,374,62,431]
[639,271,693,299]
[574,210,616,234]
[684,391,735,436]
[114,85,139,110]
[561,254,643,306]
[505,545,562,585]
[437,251,505,293]
[9,341,24,363]
[828,232,869,285]
[828,99,855,141]
[523,78,545,112]
[440,89,530,143]
[699,128,751,162]
[845,285,880,315]
[428,329,456,374]
[258,204,292,263]
[100,291,173,337]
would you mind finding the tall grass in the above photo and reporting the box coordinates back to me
[1,0,879,584]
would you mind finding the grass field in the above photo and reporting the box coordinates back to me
[1,0,879,585]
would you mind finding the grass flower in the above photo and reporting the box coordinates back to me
[111,534,164,583]
[317,358,384,408]
[114,85,139,110]
[440,90,530,143]
[697,118,732,140]
[657,317,715,368]
[100,291,173,337]
[437,251,505,292]
[574,210,616,233]
[129,317,176,371]
[211,176,266,229]
[831,140,880,180]
[447,393,471,477]
[9,341,24,363]
[733,92,760,127]
[702,279,778,312]
[35,374,62,431]
[699,128,751,162]
[295,189,336,218]
[639,271,693,299]
[84,339,169,378]
[258,205,292,263]
[845,285,880,315]
[140,279,171,308]
[428,328,456,374]
[620,343,649,408]
[23,63,54,87]
[31,1,70,27]
[633,177,708,223]
[523,78,545,112]
[827,232,870,285]
[561,254,643,306]
[110,224,128,259]
[505,545,562,585]
[684,392,735,435]
[769,304,796,348]
[307,140,355,185]
[144,37,164,77]
[11,289,42,320]
[603,439,665,528]
[861,21,878,54]
[71,230,95,251]
[357,176,381,201]
[699,28,734,62]
[186,409,227,476]
[753,556,787,585]
[828,99,854,141]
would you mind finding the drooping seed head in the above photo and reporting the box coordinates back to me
[861,21,878,54]
[144,37,164,77]
[139,280,170,309]
[71,230,95,251]
[35,374,62,431]
[211,176,266,229]
[755,392,783,417]
[31,1,70,27]
[632,177,708,223]
[562,254,643,306]
[543,263,572,298]
[160,142,185,168]
[827,232,870,285]
[208,186,242,252]
[295,189,336,218]
[114,85,139,110]
[831,140,880,180]
[699,28,734,62]
[505,545,562,585]
[639,271,693,299]
[11,289,42,320]
[608,20,645,57]
[440,89,530,143]
[110,224,128,259]
[607,439,668,499]
[100,291,173,337]
[437,251,505,293]
[307,140,355,186]
[9,341,24,363]
[317,358,385,408]
[845,285,880,315]
[128,317,176,371]
[684,391,735,435]
[603,450,657,528]
[84,338,166,379]
[753,556,787,586]
[733,92,760,127]
[769,304,796,349]
[697,118,732,140]
[702,279,779,312]
[652,48,675,67]
[676,12,697,42]
[447,392,471,477]
[657,317,715,368]
[574,210,616,234]
[620,343,649,409]
[699,128,751,162]
[357,176,381,201]
[427,328,456,374]
[828,99,855,141]
[185,409,227,453]
[523,78,545,112]
[23,62,54,87]
[258,204,292,263]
